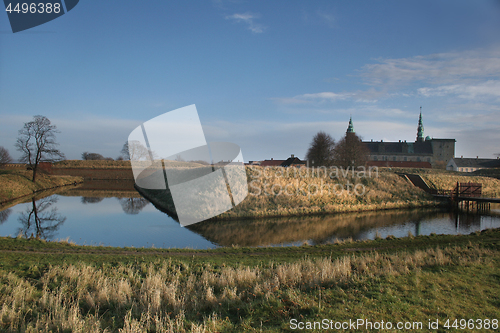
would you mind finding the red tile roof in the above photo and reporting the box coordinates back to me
[367,161,432,168]
[259,160,285,167]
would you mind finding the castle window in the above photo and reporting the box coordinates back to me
[393,156,396,161]
[404,157,407,161]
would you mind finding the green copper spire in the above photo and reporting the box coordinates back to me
[347,116,355,133]
[416,107,424,142]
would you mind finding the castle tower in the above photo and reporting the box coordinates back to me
[347,116,355,134]
[416,107,424,142]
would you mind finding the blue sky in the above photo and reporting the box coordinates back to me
[1,0,500,161]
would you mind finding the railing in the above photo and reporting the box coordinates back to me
[456,182,482,198]
[431,182,482,199]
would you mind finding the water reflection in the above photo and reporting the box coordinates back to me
[18,197,66,239]
[0,181,499,249]
[451,211,481,230]
[188,208,500,247]
[187,209,429,247]
[117,197,150,215]
[81,196,150,214]
[81,197,104,204]
[0,208,11,224]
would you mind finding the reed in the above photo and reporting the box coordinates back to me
[0,244,495,332]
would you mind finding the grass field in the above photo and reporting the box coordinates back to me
[0,169,82,204]
[0,229,498,332]
[1,163,499,331]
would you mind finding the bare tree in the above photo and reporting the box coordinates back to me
[121,141,150,161]
[82,152,104,160]
[305,131,336,167]
[118,197,150,215]
[333,132,369,169]
[16,116,65,182]
[0,146,13,167]
[18,197,66,240]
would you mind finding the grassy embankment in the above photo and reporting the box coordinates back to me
[54,160,133,169]
[51,160,135,180]
[421,173,500,198]
[382,167,500,197]
[205,166,500,219]
[218,166,434,219]
[0,229,499,332]
[129,164,500,220]
[0,169,82,204]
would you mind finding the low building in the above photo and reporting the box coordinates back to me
[281,155,307,168]
[446,157,500,172]
[257,155,306,167]
[259,158,285,167]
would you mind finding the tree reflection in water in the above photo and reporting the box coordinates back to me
[0,208,12,224]
[118,197,150,215]
[18,197,66,240]
[81,197,104,204]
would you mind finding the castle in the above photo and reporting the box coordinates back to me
[349,110,456,168]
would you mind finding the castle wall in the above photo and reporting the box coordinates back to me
[369,153,433,163]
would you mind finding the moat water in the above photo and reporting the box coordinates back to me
[1,181,499,249]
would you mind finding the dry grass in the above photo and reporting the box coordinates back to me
[54,160,133,169]
[421,173,500,197]
[54,160,207,170]
[0,170,82,203]
[0,245,491,332]
[213,167,436,219]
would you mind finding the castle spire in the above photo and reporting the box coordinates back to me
[347,115,355,134]
[416,107,424,142]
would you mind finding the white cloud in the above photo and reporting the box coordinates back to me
[418,80,500,100]
[300,92,353,101]
[273,87,389,105]
[272,46,500,126]
[225,12,266,33]
[359,47,500,86]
